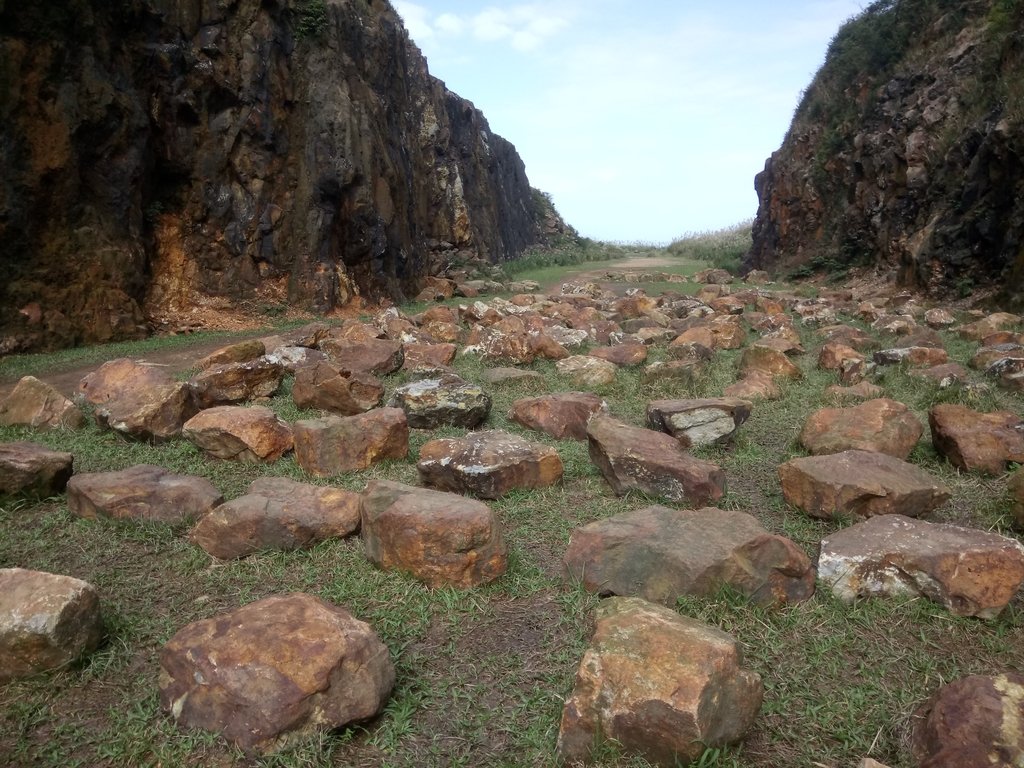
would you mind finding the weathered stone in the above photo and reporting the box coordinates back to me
[479,367,545,387]
[959,313,1022,341]
[800,398,923,459]
[819,325,878,352]
[913,674,1024,768]
[400,342,457,371]
[320,338,404,376]
[293,408,409,476]
[67,465,222,524]
[779,450,951,520]
[642,359,703,385]
[824,380,885,401]
[969,343,1024,371]
[565,505,814,607]
[587,415,725,506]
[739,344,803,381]
[159,594,394,755]
[556,597,763,767]
[79,358,197,442]
[873,346,950,367]
[1010,470,1024,528]
[929,404,1024,475]
[463,324,534,364]
[0,568,103,681]
[909,362,970,388]
[264,345,329,373]
[0,376,84,430]
[182,406,294,463]
[556,355,618,387]
[196,339,266,370]
[189,478,360,559]
[818,515,1024,618]
[292,360,383,415]
[0,442,74,497]
[724,370,782,400]
[188,358,285,409]
[387,375,491,429]
[587,344,648,367]
[924,308,957,329]
[508,392,606,440]
[360,480,507,587]
[818,341,866,371]
[668,327,716,360]
[418,430,563,499]
[647,398,753,447]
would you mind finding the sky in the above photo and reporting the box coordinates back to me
[391,0,867,244]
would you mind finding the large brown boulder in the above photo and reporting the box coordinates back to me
[418,430,563,499]
[0,568,103,681]
[929,404,1024,475]
[319,337,404,376]
[293,408,409,476]
[555,355,618,387]
[508,392,606,441]
[738,344,802,380]
[67,465,222,524]
[360,480,508,587]
[564,505,814,607]
[189,477,361,559]
[159,594,394,755]
[586,415,725,506]
[819,515,1024,618]
[387,375,492,429]
[182,406,294,463]
[647,398,753,447]
[0,442,74,497]
[196,339,266,370]
[401,342,458,371]
[556,597,763,767]
[724,370,782,400]
[587,344,648,367]
[188,358,285,409]
[800,398,923,459]
[292,360,383,415]
[778,450,951,520]
[0,376,84,430]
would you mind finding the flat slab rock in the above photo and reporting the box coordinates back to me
[564,505,814,607]
[587,415,725,507]
[647,397,753,447]
[819,515,1024,618]
[929,403,1024,475]
[293,408,409,476]
[189,477,361,559]
[418,429,563,499]
[159,593,394,755]
[67,465,222,524]
[387,375,492,429]
[0,441,74,496]
[182,406,294,463]
[319,337,404,376]
[556,355,618,387]
[800,398,923,459]
[556,596,763,767]
[0,376,84,430]
[292,360,383,415]
[361,480,508,587]
[779,450,951,520]
[508,392,607,440]
[0,568,103,681]
[188,358,284,408]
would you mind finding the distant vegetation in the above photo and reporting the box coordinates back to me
[666,221,753,275]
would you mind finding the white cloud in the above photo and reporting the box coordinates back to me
[393,1,434,40]
[396,3,572,53]
[435,13,465,35]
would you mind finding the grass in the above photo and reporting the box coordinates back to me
[666,222,753,275]
[2,259,1024,767]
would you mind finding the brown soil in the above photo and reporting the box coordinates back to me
[539,254,684,294]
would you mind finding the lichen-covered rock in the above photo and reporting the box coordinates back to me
[556,355,618,387]
[0,441,74,497]
[319,338,404,376]
[182,406,294,463]
[293,408,409,476]
[508,392,606,441]
[929,403,1024,475]
[0,376,84,430]
[646,398,753,447]
[188,358,285,409]
[67,465,222,524]
[196,340,266,370]
[387,375,491,429]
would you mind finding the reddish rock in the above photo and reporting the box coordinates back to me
[159,594,394,755]
[668,326,716,360]
[873,346,950,367]
[0,376,84,430]
[292,360,383,415]
[588,344,648,367]
[924,308,957,329]
[196,339,266,370]
[360,480,507,587]
[293,408,409,476]
[959,312,1021,341]
[819,325,877,352]
[387,375,492,429]
[969,344,1024,371]
[778,450,951,520]
[0,568,103,681]
[818,515,1024,618]
[1011,470,1024,528]
[508,392,607,440]
[182,406,294,463]
[556,597,762,767]
[724,370,782,400]
[0,441,74,496]
[463,323,534,364]
[264,345,329,373]
[929,404,1024,475]
[800,398,923,459]
[188,358,285,409]
[320,338,404,376]
[586,415,725,506]
[400,342,457,371]
[739,344,802,380]
[909,363,970,388]
[479,367,546,387]
[818,341,865,371]
[824,381,885,402]
[707,316,747,349]
[418,430,563,499]
[67,465,222,524]
[647,398,752,447]
[556,355,618,387]
[642,359,704,385]
[564,505,814,607]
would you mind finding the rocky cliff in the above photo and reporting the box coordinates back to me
[747,0,1024,305]
[0,0,567,353]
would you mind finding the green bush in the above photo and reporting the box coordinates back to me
[666,221,752,274]
[297,0,328,39]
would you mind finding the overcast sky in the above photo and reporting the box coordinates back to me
[392,0,866,243]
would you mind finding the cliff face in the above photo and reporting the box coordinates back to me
[0,0,565,352]
[747,0,1024,304]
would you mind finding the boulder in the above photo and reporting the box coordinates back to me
[387,375,492,429]
[778,450,951,520]
[824,381,884,402]
[646,398,753,447]
[818,341,866,371]
[182,406,294,463]
[0,441,74,496]
[195,339,265,370]
[264,345,329,373]
[1010,470,1024,528]
[67,465,222,524]
[319,337,404,375]
[724,370,782,400]
[159,594,394,755]
[508,392,607,440]
[360,480,507,587]
[873,346,950,367]
[189,477,361,559]
[564,505,814,607]
[959,312,1021,341]
[587,344,648,367]
[0,568,103,681]
[400,342,457,371]
[188,358,285,409]
[909,362,970,388]
[292,361,383,415]
[800,398,923,459]
[929,404,1024,475]
[924,308,957,329]
[667,327,716,360]
[642,359,703,385]
[818,515,1024,618]
[912,673,1024,768]
[293,408,409,476]
[586,415,725,506]
[78,358,197,442]
[738,344,803,380]
[0,376,84,430]
[479,367,546,387]
[556,355,618,387]
[418,430,563,499]
[556,597,762,767]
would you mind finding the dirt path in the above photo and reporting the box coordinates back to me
[538,254,686,295]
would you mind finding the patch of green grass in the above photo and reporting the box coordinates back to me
[667,222,753,274]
